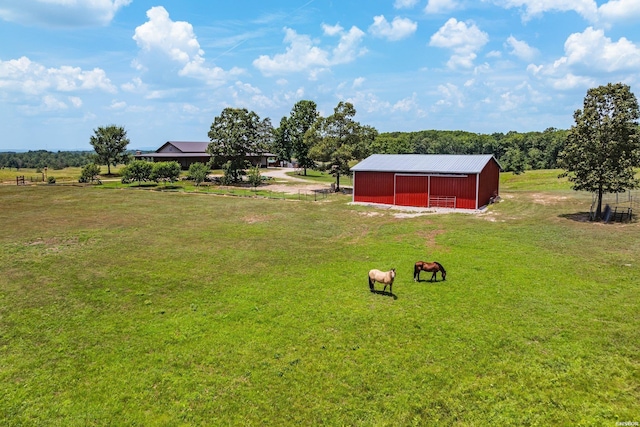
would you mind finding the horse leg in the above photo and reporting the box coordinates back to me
[431,271,436,282]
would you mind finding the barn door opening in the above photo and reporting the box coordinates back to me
[395,175,429,207]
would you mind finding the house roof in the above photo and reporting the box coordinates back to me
[350,154,500,174]
[134,141,277,159]
[138,152,211,158]
[157,141,209,153]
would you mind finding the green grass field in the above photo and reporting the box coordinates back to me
[1,170,639,425]
[286,169,354,187]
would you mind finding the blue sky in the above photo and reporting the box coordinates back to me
[1,0,639,151]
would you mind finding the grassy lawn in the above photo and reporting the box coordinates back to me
[1,171,639,425]
[286,169,353,187]
[0,166,127,184]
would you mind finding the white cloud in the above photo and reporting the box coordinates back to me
[425,0,459,14]
[0,56,117,95]
[563,27,640,72]
[393,93,420,112]
[505,36,539,61]
[342,92,392,114]
[68,96,83,108]
[133,7,204,63]
[550,73,596,90]
[353,77,366,88]
[42,95,67,111]
[369,15,417,41]
[528,27,639,90]
[110,100,127,110]
[121,77,147,93]
[229,81,277,109]
[0,0,131,27]
[322,23,344,36]
[333,26,368,63]
[429,18,489,68]
[599,0,640,22]
[490,0,599,22]
[434,83,465,108]
[133,7,243,86]
[253,28,329,76]
[489,0,640,25]
[253,25,366,77]
[394,0,420,8]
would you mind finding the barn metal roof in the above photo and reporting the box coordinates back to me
[350,154,499,174]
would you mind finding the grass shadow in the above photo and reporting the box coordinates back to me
[370,289,398,300]
[414,278,445,283]
[558,211,592,222]
[559,211,637,224]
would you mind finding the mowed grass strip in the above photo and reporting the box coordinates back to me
[0,177,638,425]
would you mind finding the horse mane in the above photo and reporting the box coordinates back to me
[434,261,446,273]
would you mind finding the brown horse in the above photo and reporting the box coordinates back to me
[368,268,396,293]
[414,261,446,282]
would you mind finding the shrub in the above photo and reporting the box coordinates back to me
[247,165,262,189]
[187,162,209,186]
[151,161,181,186]
[121,160,153,185]
[78,163,101,184]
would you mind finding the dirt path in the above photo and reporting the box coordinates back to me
[260,168,332,194]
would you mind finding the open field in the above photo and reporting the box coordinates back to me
[1,170,639,425]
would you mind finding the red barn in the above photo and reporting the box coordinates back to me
[351,154,501,210]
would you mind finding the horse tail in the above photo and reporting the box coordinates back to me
[413,263,418,277]
[368,274,374,291]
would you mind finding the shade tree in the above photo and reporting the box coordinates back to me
[558,83,640,220]
[306,102,377,191]
[89,125,130,175]
[207,108,273,183]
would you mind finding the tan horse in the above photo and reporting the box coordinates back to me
[414,261,446,282]
[368,268,396,293]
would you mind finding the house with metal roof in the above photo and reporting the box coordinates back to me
[350,154,501,210]
[134,141,276,169]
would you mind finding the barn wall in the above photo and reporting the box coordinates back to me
[478,160,500,208]
[430,175,478,209]
[353,171,395,204]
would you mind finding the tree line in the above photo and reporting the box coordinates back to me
[0,150,95,170]
[371,128,568,173]
[0,117,568,177]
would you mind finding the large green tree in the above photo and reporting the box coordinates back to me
[273,100,319,175]
[272,117,292,166]
[558,83,640,220]
[307,102,377,191]
[89,125,130,175]
[207,108,273,183]
[289,100,319,175]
